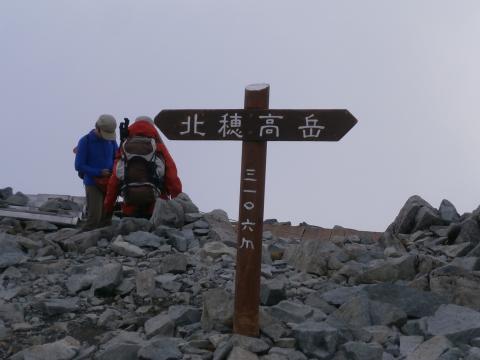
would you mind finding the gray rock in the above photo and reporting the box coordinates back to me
[123,231,167,249]
[203,209,237,247]
[0,301,24,322]
[201,288,234,331]
[39,198,81,213]
[200,241,236,259]
[0,187,13,200]
[95,331,145,360]
[136,269,157,297]
[0,233,27,268]
[288,238,345,276]
[61,228,106,252]
[168,305,202,326]
[159,253,188,274]
[144,313,175,338]
[92,262,123,297]
[439,199,461,223]
[450,257,480,271]
[112,217,153,236]
[388,195,435,235]
[10,336,81,360]
[329,294,407,328]
[24,220,58,232]
[231,334,270,353]
[292,321,343,359]
[150,198,185,228]
[430,265,480,310]
[320,286,365,307]
[6,191,29,206]
[227,346,259,360]
[173,192,199,214]
[66,273,95,294]
[267,347,307,360]
[426,304,480,344]
[260,278,286,306]
[407,335,453,360]
[269,301,314,324]
[362,283,448,318]
[39,297,79,316]
[355,255,416,284]
[412,206,444,233]
[137,337,182,360]
[335,341,383,360]
[399,335,424,357]
[455,218,480,245]
[111,235,146,257]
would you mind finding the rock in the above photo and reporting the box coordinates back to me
[288,238,345,276]
[136,269,157,297]
[355,255,417,284]
[388,195,435,235]
[319,285,365,307]
[362,283,448,318]
[150,198,185,228]
[455,218,480,245]
[335,341,383,360]
[5,192,29,206]
[292,321,342,359]
[425,304,480,344]
[0,187,13,200]
[137,337,182,360]
[201,288,234,331]
[112,217,153,236]
[260,278,286,306]
[269,301,315,324]
[412,206,444,232]
[399,335,424,357]
[92,262,123,297]
[0,233,28,268]
[39,198,81,213]
[24,220,58,232]
[123,231,167,249]
[10,336,81,360]
[0,301,24,323]
[230,334,270,353]
[66,273,95,294]
[203,209,237,247]
[227,346,259,360]
[158,254,188,274]
[407,335,453,360]
[95,331,145,360]
[439,199,461,223]
[61,228,106,252]
[144,313,175,338]
[329,294,407,328]
[200,241,237,259]
[111,235,146,257]
[168,305,202,326]
[173,192,199,214]
[39,297,79,316]
[430,265,480,310]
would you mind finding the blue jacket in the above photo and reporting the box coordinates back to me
[75,130,118,186]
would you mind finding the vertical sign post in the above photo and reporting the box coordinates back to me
[233,84,269,336]
[154,84,358,337]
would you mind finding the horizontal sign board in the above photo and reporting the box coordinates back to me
[154,109,357,141]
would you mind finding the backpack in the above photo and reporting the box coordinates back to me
[115,136,165,206]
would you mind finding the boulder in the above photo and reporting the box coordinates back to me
[203,209,237,247]
[201,288,233,331]
[0,233,27,268]
[150,198,185,228]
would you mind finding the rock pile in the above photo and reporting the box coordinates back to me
[1,191,480,359]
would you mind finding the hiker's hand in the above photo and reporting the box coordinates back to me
[100,169,111,177]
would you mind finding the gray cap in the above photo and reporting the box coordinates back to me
[96,114,117,141]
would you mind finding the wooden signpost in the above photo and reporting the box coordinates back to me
[154,84,357,337]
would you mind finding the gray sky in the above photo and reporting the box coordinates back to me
[1,1,480,231]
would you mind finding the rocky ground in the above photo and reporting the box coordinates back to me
[1,187,480,359]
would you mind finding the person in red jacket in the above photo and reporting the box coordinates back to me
[103,116,182,218]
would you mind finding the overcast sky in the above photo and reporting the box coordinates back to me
[1,1,480,231]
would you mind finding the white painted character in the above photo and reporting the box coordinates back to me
[298,114,325,138]
[180,113,206,136]
[218,113,243,138]
[259,114,283,137]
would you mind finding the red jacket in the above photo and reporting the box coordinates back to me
[104,120,182,216]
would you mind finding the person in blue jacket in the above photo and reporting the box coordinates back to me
[75,114,118,230]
